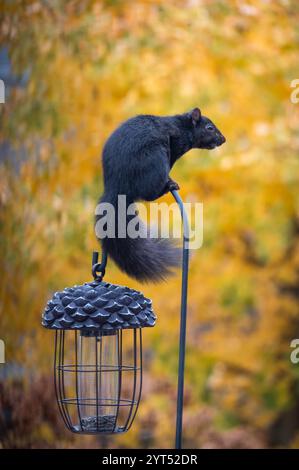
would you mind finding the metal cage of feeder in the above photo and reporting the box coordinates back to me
[42,262,156,435]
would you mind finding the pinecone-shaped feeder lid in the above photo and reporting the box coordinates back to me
[42,280,156,332]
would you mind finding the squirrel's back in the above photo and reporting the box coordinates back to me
[103,114,170,156]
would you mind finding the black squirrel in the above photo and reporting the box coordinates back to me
[96,108,225,282]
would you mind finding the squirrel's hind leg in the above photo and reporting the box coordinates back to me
[136,147,170,201]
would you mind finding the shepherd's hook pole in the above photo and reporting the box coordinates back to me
[171,189,190,449]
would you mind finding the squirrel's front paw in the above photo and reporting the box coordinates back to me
[167,179,180,191]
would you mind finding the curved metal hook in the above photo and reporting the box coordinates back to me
[91,249,108,281]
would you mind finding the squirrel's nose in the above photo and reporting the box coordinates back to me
[220,135,226,144]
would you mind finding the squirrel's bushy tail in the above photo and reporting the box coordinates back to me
[96,192,181,283]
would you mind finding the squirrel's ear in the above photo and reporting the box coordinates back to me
[191,107,201,126]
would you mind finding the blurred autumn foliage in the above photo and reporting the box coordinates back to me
[1,0,299,449]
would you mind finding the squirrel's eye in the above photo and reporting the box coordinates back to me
[206,124,214,131]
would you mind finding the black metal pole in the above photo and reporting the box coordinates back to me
[171,189,190,450]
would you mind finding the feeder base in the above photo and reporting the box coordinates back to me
[72,415,122,433]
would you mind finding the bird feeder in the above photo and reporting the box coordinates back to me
[42,189,189,447]
[42,254,156,435]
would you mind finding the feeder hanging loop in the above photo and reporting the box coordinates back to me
[92,249,108,281]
